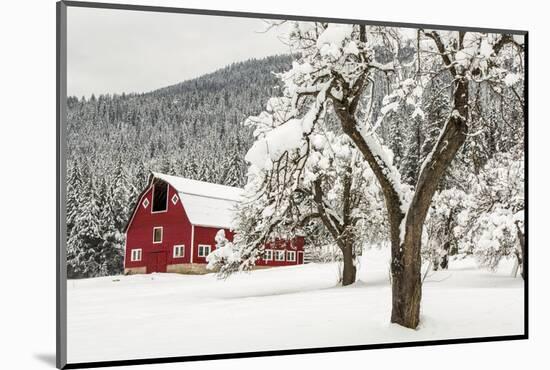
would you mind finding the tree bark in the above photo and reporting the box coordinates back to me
[516,221,525,280]
[341,244,356,286]
[311,178,357,286]
[340,166,356,286]
[440,241,450,270]
[440,210,454,270]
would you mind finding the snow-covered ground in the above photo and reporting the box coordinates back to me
[67,248,524,364]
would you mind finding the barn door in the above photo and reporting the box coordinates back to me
[147,253,158,273]
[147,252,167,273]
[297,251,304,265]
[157,252,167,272]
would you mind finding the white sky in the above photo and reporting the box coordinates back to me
[67,7,291,98]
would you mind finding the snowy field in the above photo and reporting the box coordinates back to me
[67,248,524,363]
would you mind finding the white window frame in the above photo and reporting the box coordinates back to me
[151,182,169,214]
[173,245,185,258]
[275,250,285,261]
[153,226,163,244]
[130,248,142,262]
[264,249,273,261]
[286,250,296,262]
[198,244,211,257]
[142,198,150,209]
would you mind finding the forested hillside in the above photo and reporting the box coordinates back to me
[66,54,293,278]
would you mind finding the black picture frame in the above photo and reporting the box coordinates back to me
[56,1,529,368]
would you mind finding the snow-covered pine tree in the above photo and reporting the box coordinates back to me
[219,138,247,186]
[110,158,132,231]
[96,177,114,233]
[420,78,451,165]
[98,229,124,277]
[97,177,125,276]
[66,161,84,238]
[400,116,422,185]
[67,179,103,278]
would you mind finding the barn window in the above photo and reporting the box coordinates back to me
[153,227,163,244]
[152,181,168,212]
[264,249,273,261]
[171,193,179,205]
[286,251,296,262]
[173,245,185,258]
[275,250,285,261]
[198,244,211,257]
[130,249,142,262]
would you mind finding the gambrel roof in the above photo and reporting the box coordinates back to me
[151,172,243,229]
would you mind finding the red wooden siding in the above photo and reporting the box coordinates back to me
[125,183,193,272]
[192,226,234,264]
[254,238,305,267]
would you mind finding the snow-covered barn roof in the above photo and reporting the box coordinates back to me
[151,172,243,229]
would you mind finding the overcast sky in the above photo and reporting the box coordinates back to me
[67,7,291,98]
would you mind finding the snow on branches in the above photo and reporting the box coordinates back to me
[222,21,524,318]
[223,111,386,282]
[455,152,524,272]
[423,188,469,270]
[419,31,525,93]
[206,230,241,272]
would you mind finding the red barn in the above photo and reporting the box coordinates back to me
[124,172,305,274]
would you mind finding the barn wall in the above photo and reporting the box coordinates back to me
[191,227,305,267]
[125,183,193,272]
[255,237,305,267]
[192,226,235,264]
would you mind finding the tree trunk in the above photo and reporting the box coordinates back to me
[440,242,450,270]
[440,210,454,270]
[341,166,356,287]
[341,244,356,286]
[516,221,525,280]
[311,177,357,286]
[390,223,423,328]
